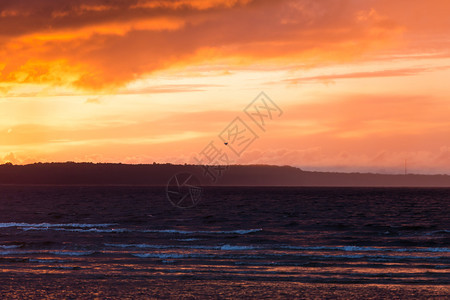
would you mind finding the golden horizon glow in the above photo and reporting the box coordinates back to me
[1,0,450,174]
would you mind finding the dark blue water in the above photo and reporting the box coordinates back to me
[0,186,448,298]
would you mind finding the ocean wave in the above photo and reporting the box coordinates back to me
[0,250,30,255]
[0,245,21,249]
[0,222,115,229]
[281,245,450,253]
[0,249,97,256]
[220,245,257,250]
[282,246,378,252]
[392,247,450,253]
[105,243,175,249]
[143,229,262,235]
[29,258,67,263]
[52,228,128,233]
[132,253,212,259]
[14,225,262,235]
[127,250,446,261]
[105,243,448,254]
[48,250,97,256]
[296,253,444,260]
[425,230,450,235]
[105,243,258,251]
[1,248,443,262]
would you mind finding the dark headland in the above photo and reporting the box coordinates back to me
[1,162,450,187]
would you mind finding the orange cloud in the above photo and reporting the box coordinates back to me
[0,0,403,90]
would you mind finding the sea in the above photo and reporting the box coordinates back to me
[0,186,448,299]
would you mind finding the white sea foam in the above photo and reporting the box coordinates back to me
[143,229,262,235]
[105,243,257,251]
[322,254,365,259]
[0,222,115,229]
[220,245,257,250]
[0,249,97,256]
[105,243,449,254]
[307,253,444,260]
[281,245,450,253]
[392,247,450,253]
[29,258,67,263]
[132,253,211,259]
[132,253,186,259]
[0,245,21,249]
[0,250,24,255]
[0,249,43,255]
[14,224,262,235]
[52,228,128,233]
[282,245,379,251]
[105,243,174,249]
[48,250,96,256]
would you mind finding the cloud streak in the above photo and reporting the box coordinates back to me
[283,66,450,84]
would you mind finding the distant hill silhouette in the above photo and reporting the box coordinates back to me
[0,162,450,187]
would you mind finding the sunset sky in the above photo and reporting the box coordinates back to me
[1,0,450,174]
